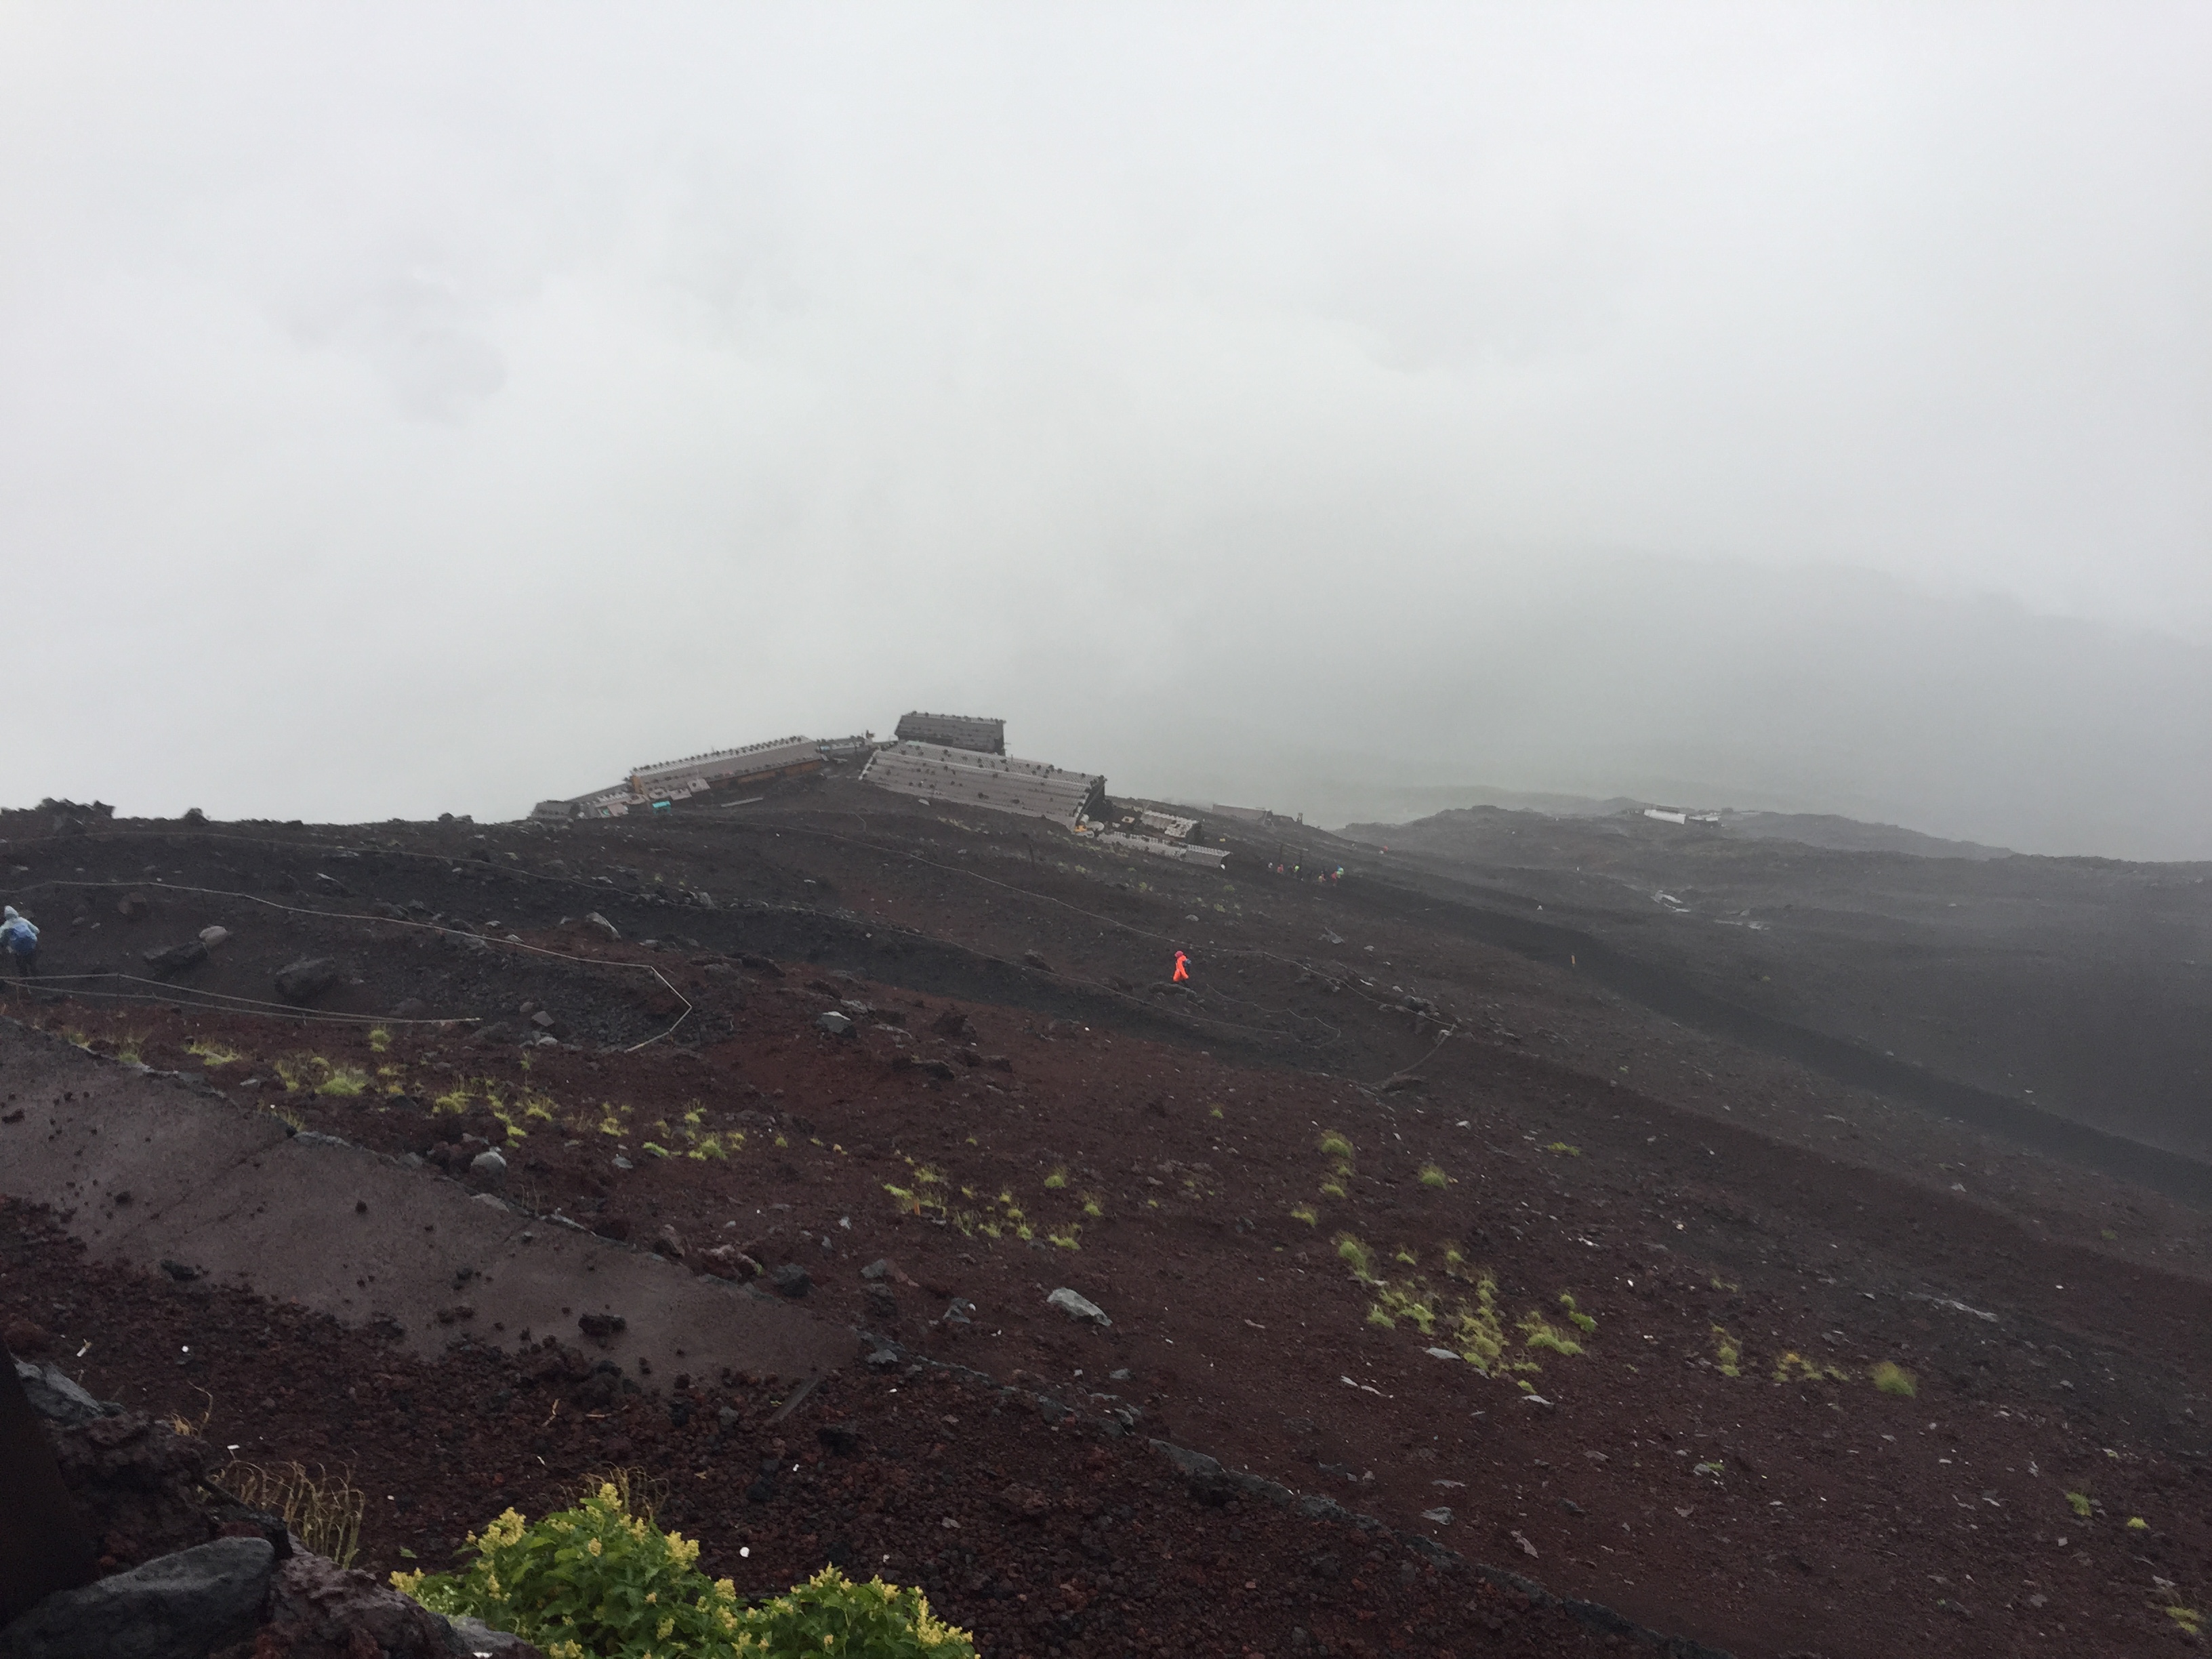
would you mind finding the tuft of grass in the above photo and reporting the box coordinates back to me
[1047,1228,1081,1250]
[1870,1360,1918,1398]
[1042,1166,1068,1189]
[1289,1204,1319,1226]
[1208,1105,1225,1120]
[1418,1164,1449,1188]
[2064,1491,2092,1519]
[220,1460,364,1568]
[2127,1516,2148,1531]
[1317,1130,1355,1162]
[1319,1179,1348,1200]
[368,1026,392,1053]
[1544,1141,1582,1157]
[1336,1234,1379,1282]
[1081,1193,1105,1218]
[184,1038,241,1067]
[1711,1326,1742,1378]
[1559,1293,1597,1334]
[1773,1351,1849,1385]
[2167,1606,2201,1637]
[1519,1311,1584,1357]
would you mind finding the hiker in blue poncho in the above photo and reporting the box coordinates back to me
[1,905,38,977]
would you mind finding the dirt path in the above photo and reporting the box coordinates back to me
[0,1025,850,1387]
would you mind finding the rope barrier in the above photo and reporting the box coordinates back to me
[3,880,691,1052]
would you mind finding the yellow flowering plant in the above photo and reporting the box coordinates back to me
[394,1483,975,1658]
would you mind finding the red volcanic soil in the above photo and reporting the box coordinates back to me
[4,779,2211,1658]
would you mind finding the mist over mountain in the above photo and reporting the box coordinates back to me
[1080,554,2212,863]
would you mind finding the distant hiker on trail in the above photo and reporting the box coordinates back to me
[1,906,37,978]
[1172,950,1189,983]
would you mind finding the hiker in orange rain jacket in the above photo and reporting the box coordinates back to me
[1172,950,1189,983]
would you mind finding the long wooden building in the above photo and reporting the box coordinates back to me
[860,741,1104,828]
[893,712,1005,754]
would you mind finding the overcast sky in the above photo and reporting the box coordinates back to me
[3,5,2207,854]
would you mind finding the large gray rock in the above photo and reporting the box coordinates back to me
[9,1363,114,1428]
[1046,1287,1110,1327]
[274,958,343,1006]
[0,1536,273,1659]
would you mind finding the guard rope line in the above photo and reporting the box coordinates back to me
[6,880,691,1052]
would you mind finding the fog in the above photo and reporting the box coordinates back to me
[3,5,2207,857]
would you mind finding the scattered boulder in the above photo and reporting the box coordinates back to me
[1022,951,1052,972]
[140,941,207,977]
[576,1314,627,1348]
[739,954,783,978]
[0,1536,274,1659]
[814,1011,854,1038]
[651,1226,687,1263]
[273,958,342,1006]
[928,1010,972,1040]
[1046,1288,1111,1328]
[583,913,619,941]
[195,927,230,949]
[467,1150,507,1187]
[770,1265,811,1300]
[699,1246,758,1282]
[115,895,149,922]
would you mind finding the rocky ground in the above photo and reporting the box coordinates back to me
[3,776,2210,1657]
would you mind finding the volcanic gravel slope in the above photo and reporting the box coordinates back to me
[3,779,2211,1658]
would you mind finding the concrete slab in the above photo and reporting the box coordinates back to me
[0,1026,851,1386]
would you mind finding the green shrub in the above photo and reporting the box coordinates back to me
[394,1482,974,1658]
[2064,1490,2092,1519]
[1417,1164,1448,1188]
[1870,1361,1917,1398]
[744,1568,977,1658]
[1317,1130,1355,1162]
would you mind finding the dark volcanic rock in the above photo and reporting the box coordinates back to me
[257,1548,541,1659]
[272,958,342,1006]
[576,1313,627,1348]
[140,941,207,977]
[770,1264,812,1299]
[43,1412,216,1571]
[0,1536,273,1659]
[10,1363,114,1429]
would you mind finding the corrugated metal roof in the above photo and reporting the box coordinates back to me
[860,741,1103,827]
[630,736,821,797]
[894,712,1006,754]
